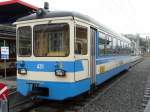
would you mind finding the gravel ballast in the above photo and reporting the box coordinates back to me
[82,57,150,112]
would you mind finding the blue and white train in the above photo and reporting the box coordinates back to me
[15,6,140,100]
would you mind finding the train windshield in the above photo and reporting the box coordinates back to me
[34,23,69,57]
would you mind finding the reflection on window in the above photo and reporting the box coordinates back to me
[34,23,69,57]
[18,26,32,57]
[75,25,87,55]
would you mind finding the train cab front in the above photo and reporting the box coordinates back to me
[15,13,91,100]
[16,20,73,100]
[15,3,93,99]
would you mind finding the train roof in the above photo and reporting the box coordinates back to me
[16,10,130,42]
[17,11,98,23]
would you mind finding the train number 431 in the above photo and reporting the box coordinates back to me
[37,64,44,69]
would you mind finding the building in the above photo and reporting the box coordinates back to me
[0,0,38,76]
[124,34,143,55]
[140,34,150,52]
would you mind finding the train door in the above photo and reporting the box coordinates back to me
[90,27,96,86]
[74,24,89,81]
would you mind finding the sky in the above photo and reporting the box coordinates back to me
[1,0,150,35]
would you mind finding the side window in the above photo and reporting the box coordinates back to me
[99,32,105,56]
[75,25,88,55]
[125,42,129,54]
[105,36,112,55]
[112,37,117,54]
[121,41,123,49]
[123,42,126,54]
[118,40,121,55]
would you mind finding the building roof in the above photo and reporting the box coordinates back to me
[0,0,38,23]
[0,25,16,39]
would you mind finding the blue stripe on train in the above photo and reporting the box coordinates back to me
[17,63,129,100]
[17,60,84,72]
[17,56,130,73]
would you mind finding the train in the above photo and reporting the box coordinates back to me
[15,4,141,100]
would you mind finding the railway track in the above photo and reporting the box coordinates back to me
[9,88,17,96]
[9,99,32,111]
[8,92,34,112]
[140,75,150,112]
[9,59,143,112]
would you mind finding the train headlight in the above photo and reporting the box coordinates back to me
[55,69,66,76]
[18,68,27,75]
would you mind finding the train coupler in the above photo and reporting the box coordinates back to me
[26,83,49,97]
